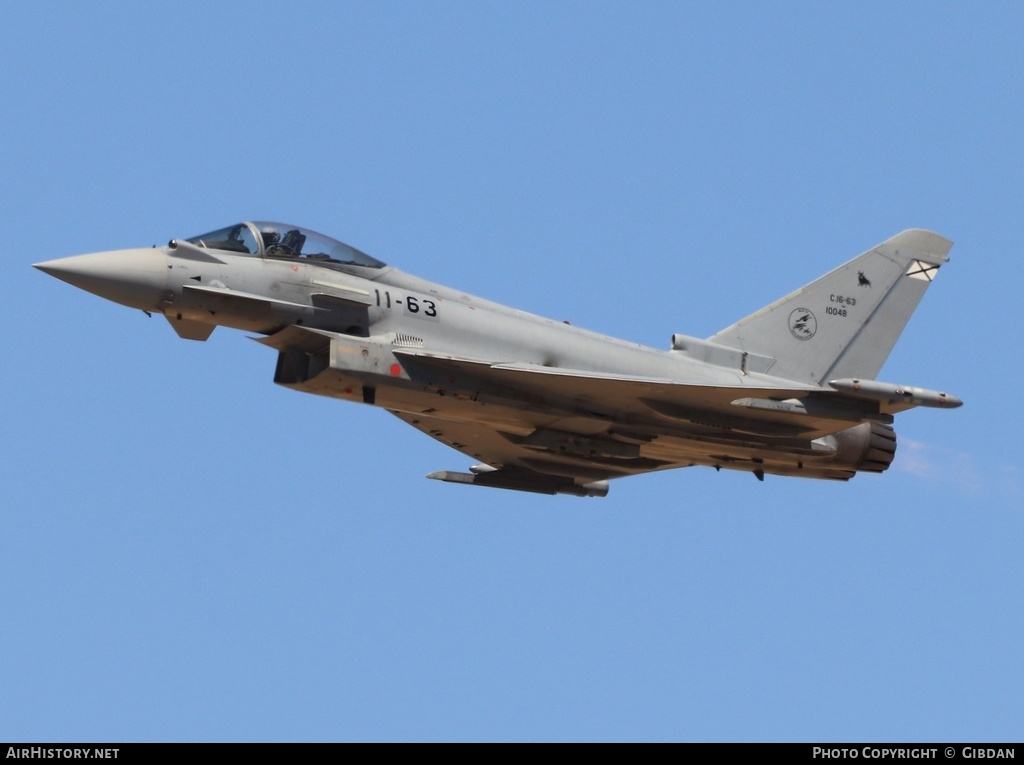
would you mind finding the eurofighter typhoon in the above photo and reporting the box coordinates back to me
[35,223,961,497]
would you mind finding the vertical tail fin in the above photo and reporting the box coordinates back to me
[708,230,953,384]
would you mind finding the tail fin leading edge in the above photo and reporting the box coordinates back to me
[708,229,953,384]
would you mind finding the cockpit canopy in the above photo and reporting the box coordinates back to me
[185,222,385,269]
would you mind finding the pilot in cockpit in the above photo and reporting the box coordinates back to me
[281,229,306,255]
[262,226,307,258]
[261,226,280,248]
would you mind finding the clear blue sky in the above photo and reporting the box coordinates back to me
[2,2,1020,742]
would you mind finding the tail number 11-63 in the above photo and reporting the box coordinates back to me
[375,290,438,318]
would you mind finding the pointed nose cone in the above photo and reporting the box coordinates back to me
[34,248,168,311]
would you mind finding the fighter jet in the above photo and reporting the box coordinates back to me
[35,222,961,497]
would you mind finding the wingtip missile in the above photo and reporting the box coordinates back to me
[828,378,963,408]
